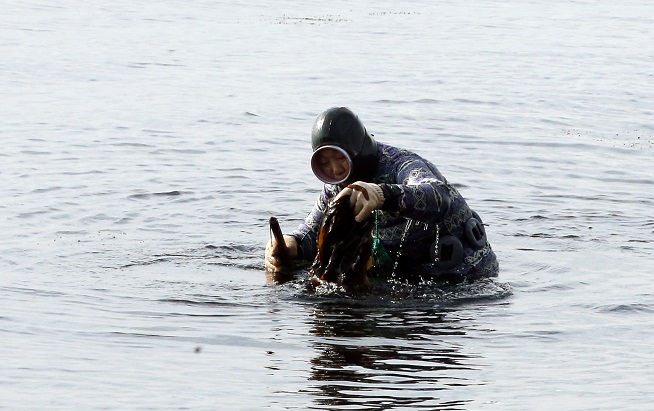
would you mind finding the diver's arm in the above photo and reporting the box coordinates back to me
[378,158,451,222]
[290,184,340,260]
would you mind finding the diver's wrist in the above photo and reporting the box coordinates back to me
[378,183,402,212]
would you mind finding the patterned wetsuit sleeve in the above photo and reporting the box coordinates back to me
[290,185,338,260]
[379,157,451,222]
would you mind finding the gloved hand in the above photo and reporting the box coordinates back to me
[334,181,385,222]
[265,234,298,273]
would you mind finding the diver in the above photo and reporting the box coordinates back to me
[265,107,499,284]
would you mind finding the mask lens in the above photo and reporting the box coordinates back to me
[310,146,352,185]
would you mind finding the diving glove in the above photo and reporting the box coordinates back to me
[334,181,385,222]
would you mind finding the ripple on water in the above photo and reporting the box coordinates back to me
[127,190,183,200]
[287,277,512,307]
[592,303,654,314]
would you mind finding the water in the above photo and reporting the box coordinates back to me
[2,0,653,409]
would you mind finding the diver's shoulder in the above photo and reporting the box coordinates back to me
[377,142,421,160]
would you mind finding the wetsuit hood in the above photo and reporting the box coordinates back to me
[310,107,378,184]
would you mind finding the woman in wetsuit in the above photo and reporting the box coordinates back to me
[265,107,499,283]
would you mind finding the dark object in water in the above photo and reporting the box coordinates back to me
[269,216,292,270]
[309,196,374,289]
[266,217,295,285]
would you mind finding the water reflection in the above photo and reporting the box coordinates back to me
[306,300,483,410]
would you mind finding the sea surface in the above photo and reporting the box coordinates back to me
[2,1,653,409]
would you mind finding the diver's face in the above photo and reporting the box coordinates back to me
[316,148,351,184]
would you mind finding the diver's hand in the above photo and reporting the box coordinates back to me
[265,234,298,272]
[334,181,385,222]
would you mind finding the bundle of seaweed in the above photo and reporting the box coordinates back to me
[309,195,374,290]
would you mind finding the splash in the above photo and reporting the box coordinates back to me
[297,276,512,306]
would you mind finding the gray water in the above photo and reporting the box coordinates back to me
[2,1,653,409]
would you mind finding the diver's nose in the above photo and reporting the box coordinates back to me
[330,159,346,177]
